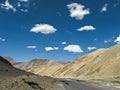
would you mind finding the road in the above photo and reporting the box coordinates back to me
[60,79,116,90]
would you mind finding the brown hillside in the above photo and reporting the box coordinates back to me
[25,44,120,80]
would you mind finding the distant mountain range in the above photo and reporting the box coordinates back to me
[14,59,64,70]
[3,44,120,80]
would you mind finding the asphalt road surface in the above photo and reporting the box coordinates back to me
[60,79,116,90]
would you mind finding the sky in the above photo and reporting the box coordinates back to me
[0,0,120,62]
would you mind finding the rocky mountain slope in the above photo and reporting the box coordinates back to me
[0,56,65,90]
[3,56,16,65]
[8,58,65,77]
[62,44,120,79]
[26,44,120,80]
[25,60,65,76]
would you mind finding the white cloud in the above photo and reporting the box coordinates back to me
[0,37,6,42]
[62,42,67,45]
[1,0,16,12]
[104,39,112,43]
[87,47,96,51]
[27,46,37,49]
[0,0,30,13]
[101,4,108,12]
[67,3,90,20]
[30,24,57,34]
[54,47,59,50]
[77,25,96,31]
[64,45,83,53]
[45,47,59,51]
[104,40,108,43]
[19,0,29,2]
[45,47,54,51]
[20,9,28,12]
[17,2,21,7]
[114,35,120,44]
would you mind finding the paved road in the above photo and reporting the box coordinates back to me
[60,79,116,90]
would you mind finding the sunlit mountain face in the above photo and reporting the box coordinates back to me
[0,0,120,62]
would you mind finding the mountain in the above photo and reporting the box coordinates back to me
[13,58,65,77]
[25,44,120,80]
[14,59,63,70]
[0,56,65,90]
[3,56,16,65]
[25,60,65,76]
[0,56,29,78]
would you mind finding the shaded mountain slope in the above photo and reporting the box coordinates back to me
[3,56,16,65]
[0,56,29,78]
[0,56,65,90]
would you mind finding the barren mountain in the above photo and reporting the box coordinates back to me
[0,56,65,90]
[3,56,16,65]
[14,58,64,70]
[26,44,120,80]
[25,60,65,76]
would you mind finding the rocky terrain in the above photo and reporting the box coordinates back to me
[0,56,65,90]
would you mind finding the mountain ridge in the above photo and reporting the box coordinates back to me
[25,44,120,80]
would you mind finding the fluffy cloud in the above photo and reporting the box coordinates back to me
[101,4,108,12]
[19,0,29,2]
[104,40,108,43]
[114,35,120,44]
[64,45,83,53]
[0,0,30,12]
[77,25,96,31]
[61,42,67,45]
[54,47,59,50]
[45,47,54,51]
[104,39,112,43]
[67,3,90,20]
[45,47,59,51]
[87,47,96,51]
[0,37,6,42]
[0,0,16,12]
[30,24,57,34]
[27,46,37,49]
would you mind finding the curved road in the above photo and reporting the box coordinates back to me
[60,79,116,90]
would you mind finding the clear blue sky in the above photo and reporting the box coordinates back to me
[0,0,120,62]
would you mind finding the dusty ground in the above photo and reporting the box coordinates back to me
[0,75,65,90]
